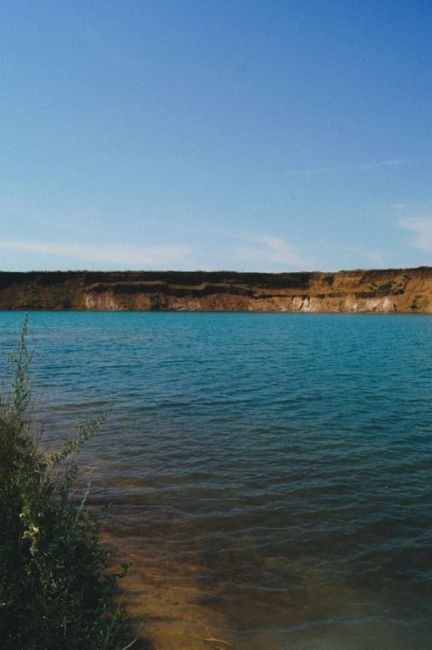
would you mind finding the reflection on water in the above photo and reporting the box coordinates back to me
[1,311,432,649]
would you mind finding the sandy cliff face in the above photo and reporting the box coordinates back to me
[1,268,432,312]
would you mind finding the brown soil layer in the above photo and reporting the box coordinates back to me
[1,268,432,312]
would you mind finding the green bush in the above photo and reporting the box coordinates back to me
[0,317,136,649]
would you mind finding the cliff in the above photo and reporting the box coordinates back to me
[1,268,432,312]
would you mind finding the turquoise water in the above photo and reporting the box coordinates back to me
[1,312,432,649]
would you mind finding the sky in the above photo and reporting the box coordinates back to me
[0,0,431,272]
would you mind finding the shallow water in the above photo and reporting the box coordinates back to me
[1,311,432,649]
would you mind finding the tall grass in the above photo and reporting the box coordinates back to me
[0,317,136,649]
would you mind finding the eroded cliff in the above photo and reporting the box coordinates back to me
[1,268,432,312]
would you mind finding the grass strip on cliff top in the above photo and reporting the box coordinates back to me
[0,316,137,649]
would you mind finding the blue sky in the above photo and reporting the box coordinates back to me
[0,0,431,272]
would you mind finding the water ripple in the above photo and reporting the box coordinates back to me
[1,311,432,648]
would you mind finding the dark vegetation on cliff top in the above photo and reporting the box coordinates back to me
[0,269,318,290]
[0,267,431,287]
[0,318,138,649]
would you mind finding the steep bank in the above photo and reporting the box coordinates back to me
[1,268,432,312]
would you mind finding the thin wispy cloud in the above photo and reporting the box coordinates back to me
[0,195,107,233]
[0,240,189,268]
[284,159,413,177]
[32,211,106,231]
[158,221,311,269]
[344,246,386,268]
[387,203,406,210]
[398,218,432,255]
[234,234,310,268]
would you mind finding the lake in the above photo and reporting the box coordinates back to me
[1,311,431,649]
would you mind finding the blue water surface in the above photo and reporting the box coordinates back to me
[1,311,431,649]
